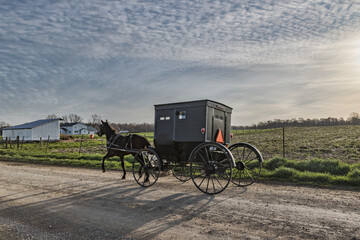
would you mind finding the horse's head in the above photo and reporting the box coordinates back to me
[98,120,115,137]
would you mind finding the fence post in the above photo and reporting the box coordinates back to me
[79,134,84,154]
[46,135,50,153]
[283,127,285,158]
[16,136,20,149]
[40,137,42,147]
[21,136,24,149]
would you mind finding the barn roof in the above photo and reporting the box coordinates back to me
[4,119,60,130]
[61,122,80,127]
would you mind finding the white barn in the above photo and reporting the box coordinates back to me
[2,119,60,141]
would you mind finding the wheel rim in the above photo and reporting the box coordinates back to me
[230,143,262,186]
[172,165,191,182]
[132,149,160,187]
[190,143,232,195]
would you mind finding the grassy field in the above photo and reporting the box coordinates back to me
[233,125,360,164]
[0,126,359,188]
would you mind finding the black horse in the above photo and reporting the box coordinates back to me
[97,120,151,179]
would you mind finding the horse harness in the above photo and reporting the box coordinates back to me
[107,134,133,151]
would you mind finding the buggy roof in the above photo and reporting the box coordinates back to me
[154,99,232,113]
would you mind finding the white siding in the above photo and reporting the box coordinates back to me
[32,121,60,141]
[3,129,32,141]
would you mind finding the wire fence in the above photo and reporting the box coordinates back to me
[1,126,360,164]
[231,125,360,164]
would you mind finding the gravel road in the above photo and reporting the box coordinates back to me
[0,161,359,240]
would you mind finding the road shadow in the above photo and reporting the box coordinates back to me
[0,175,251,239]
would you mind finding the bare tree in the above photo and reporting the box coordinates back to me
[90,114,101,127]
[61,115,69,123]
[68,114,83,123]
[0,121,10,135]
[0,121,9,128]
[347,112,360,124]
[47,114,59,119]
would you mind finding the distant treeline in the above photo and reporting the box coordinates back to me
[108,112,360,132]
[233,112,360,130]
[2,112,360,135]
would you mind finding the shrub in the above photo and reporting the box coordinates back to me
[304,158,350,176]
[273,167,295,179]
[348,169,360,179]
[264,157,287,170]
[296,171,331,183]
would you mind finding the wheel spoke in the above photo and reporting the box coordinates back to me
[198,173,207,188]
[244,168,255,181]
[148,170,157,180]
[204,147,211,162]
[217,172,229,180]
[245,157,259,164]
[245,166,260,176]
[198,151,208,164]
[192,170,207,179]
[211,175,216,193]
[205,175,210,193]
[214,175,223,189]
[244,149,252,162]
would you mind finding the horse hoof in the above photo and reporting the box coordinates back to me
[121,176,126,179]
[102,169,106,173]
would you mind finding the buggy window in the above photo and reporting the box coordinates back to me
[178,111,186,120]
[160,116,171,120]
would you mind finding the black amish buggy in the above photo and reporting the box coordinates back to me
[103,100,263,195]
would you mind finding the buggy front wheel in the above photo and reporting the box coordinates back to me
[132,148,161,187]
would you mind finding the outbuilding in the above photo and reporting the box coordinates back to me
[2,119,60,141]
[60,123,98,135]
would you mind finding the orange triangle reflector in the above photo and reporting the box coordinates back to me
[216,129,224,143]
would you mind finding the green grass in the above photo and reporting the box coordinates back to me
[260,157,359,187]
[231,125,360,164]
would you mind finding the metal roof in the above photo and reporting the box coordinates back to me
[61,122,80,127]
[3,119,60,130]
[154,99,232,113]
[87,126,98,132]
[154,99,232,110]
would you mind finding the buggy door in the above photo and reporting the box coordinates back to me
[155,109,174,145]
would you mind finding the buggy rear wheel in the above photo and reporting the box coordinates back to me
[132,148,161,187]
[172,164,191,182]
[189,142,233,195]
[229,143,263,187]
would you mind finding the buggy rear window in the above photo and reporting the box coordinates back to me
[178,111,186,120]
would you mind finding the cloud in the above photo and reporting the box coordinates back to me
[0,0,360,125]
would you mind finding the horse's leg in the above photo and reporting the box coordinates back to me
[120,155,126,179]
[102,152,112,173]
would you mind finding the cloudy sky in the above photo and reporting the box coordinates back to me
[1,0,360,126]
